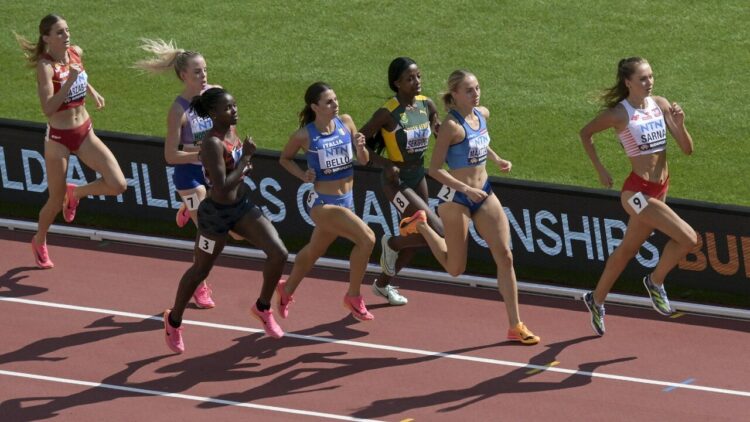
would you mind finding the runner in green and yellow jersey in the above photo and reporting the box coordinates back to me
[361,57,443,306]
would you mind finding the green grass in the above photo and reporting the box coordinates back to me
[2,1,749,206]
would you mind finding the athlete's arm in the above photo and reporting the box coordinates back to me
[279,129,315,183]
[427,117,470,192]
[655,96,693,155]
[359,108,395,168]
[579,108,620,188]
[341,114,369,166]
[164,103,200,165]
[86,82,105,109]
[36,60,77,117]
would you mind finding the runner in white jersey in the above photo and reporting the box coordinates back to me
[579,57,698,336]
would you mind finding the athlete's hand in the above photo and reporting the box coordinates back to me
[383,165,400,186]
[464,186,488,203]
[597,167,613,188]
[497,158,512,173]
[68,63,81,81]
[303,168,316,183]
[242,136,257,158]
[670,102,685,126]
[354,132,366,149]
[91,90,105,109]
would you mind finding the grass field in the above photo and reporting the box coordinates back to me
[2,1,748,206]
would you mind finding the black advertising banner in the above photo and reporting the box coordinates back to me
[2,118,748,298]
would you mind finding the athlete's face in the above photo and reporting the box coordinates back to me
[181,56,208,90]
[395,64,422,96]
[43,20,70,52]
[626,62,654,97]
[452,75,481,108]
[311,89,339,120]
[210,93,238,126]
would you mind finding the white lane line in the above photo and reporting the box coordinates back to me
[0,369,380,421]
[2,296,750,398]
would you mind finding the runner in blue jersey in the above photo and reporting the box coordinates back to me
[136,39,234,309]
[278,82,376,322]
[413,70,540,345]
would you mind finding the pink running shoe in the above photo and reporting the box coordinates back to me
[62,183,80,223]
[192,282,215,309]
[176,202,191,228]
[276,279,295,319]
[163,309,185,354]
[251,304,284,339]
[31,236,54,269]
[343,294,374,321]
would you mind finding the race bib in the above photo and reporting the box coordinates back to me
[317,143,352,174]
[197,235,216,254]
[467,133,489,164]
[306,191,319,209]
[183,193,200,211]
[405,127,430,152]
[627,191,648,214]
[438,184,456,202]
[392,191,409,213]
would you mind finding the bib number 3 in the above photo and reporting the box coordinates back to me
[627,191,648,214]
[198,235,216,254]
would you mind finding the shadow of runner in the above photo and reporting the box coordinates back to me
[0,266,48,298]
[0,315,159,365]
[351,336,636,418]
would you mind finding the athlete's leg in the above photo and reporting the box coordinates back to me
[283,225,339,295]
[35,140,70,243]
[170,231,227,324]
[473,195,521,326]
[416,202,470,277]
[230,207,289,304]
[626,194,698,285]
[309,205,375,295]
[71,131,127,198]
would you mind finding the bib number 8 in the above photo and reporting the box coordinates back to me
[392,191,409,213]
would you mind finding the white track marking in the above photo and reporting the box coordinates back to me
[1,296,749,398]
[0,369,380,421]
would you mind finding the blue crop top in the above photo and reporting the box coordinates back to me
[305,117,354,181]
[445,108,490,169]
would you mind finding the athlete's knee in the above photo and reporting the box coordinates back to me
[356,227,376,252]
[494,247,514,270]
[680,227,699,252]
[266,242,289,266]
[109,176,127,195]
[446,260,466,277]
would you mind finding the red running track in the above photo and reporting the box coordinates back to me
[1,228,748,421]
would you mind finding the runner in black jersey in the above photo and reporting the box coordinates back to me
[360,57,443,306]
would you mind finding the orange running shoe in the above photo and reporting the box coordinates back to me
[507,322,540,345]
[398,210,427,236]
[62,183,79,223]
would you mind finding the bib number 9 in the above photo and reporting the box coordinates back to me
[627,191,648,214]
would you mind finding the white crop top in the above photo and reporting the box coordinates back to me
[617,97,667,157]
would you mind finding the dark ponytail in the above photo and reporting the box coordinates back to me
[387,56,416,93]
[190,87,226,118]
[298,81,332,128]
